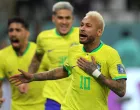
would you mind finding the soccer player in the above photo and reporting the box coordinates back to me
[10,11,127,110]
[0,17,45,110]
[29,1,79,110]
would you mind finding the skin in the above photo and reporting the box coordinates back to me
[0,22,30,106]
[29,9,74,73]
[0,81,5,107]
[52,9,74,36]
[8,23,29,55]
[10,15,126,97]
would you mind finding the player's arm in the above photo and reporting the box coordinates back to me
[10,67,68,85]
[97,75,126,97]
[77,56,126,97]
[29,32,46,73]
[28,52,44,73]
[0,81,5,107]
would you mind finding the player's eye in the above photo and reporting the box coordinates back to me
[8,28,14,32]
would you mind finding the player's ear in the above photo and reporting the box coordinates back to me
[52,15,55,23]
[72,16,74,20]
[25,30,30,39]
[97,29,102,37]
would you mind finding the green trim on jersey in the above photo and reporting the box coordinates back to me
[113,76,127,80]
[23,42,30,55]
[82,42,104,53]
[63,66,71,76]
[55,27,74,36]
[15,42,30,56]
[0,78,4,80]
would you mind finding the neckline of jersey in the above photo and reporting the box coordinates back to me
[82,41,104,53]
[15,42,30,56]
[55,27,74,37]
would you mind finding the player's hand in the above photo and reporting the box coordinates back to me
[18,83,29,94]
[9,69,34,86]
[0,97,5,107]
[77,56,97,75]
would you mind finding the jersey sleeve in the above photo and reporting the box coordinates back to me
[63,58,72,76]
[108,49,127,80]
[36,32,45,55]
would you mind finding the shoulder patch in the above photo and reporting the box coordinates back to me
[117,64,126,74]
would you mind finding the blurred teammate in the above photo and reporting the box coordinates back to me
[29,1,79,110]
[10,11,127,110]
[0,17,45,110]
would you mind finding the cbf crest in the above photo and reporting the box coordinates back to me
[97,62,101,72]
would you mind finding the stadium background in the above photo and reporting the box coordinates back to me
[0,0,140,110]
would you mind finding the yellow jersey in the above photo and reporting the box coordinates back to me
[38,27,79,104]
[62,42,127,110]
[0,42,45,110]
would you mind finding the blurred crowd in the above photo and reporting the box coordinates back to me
[0,0,140,110]
[1,0,140,46]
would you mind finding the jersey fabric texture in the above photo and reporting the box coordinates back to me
[0,42,45,110]
[38,27,79,104]
[62,42,127,110]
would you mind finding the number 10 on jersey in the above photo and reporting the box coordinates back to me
[80,76,90,90]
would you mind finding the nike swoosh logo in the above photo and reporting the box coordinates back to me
[8,71,12,74]
[47,49,55,53]
[71,65,78,68]
[70,42,79,47]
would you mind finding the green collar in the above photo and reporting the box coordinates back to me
[15,42,30,56]
[82,42,103,53]
[55,27,74,37]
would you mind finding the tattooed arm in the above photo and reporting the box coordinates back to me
[10,67,68,85]
[32,67,68,81]
[77,56,126,97]
[28,52,44,73]
[98,75,126,97]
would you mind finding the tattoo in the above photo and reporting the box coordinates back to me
[32,67,68,81]
[98,74,126,97]
[86,62,97,74]
[29,53,43,73]
[77,57,97,75]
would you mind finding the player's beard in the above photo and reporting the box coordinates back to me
[80,36,96,44]
[12,46,20,53]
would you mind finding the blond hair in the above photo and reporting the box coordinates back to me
[86,11,105,32]
[52,2,74,14]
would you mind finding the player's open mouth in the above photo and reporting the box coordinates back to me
[60,26,68,31]
[11,39,20,46]
[80,34,87,38]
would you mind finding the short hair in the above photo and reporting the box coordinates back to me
[8,17,29,30]
[85,11,105,32]
[52,1,74,15]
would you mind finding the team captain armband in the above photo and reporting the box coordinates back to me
[92,69,101,78]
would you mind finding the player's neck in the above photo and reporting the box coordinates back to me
[16,42,29,56]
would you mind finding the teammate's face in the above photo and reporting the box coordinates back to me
[79,16,102,44]
[8,23,29,50]
[52,9,73,36]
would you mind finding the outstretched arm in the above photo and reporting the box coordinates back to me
[28,52,43,73]
[10,67,68,85]
[77,56,126,97]
[0,81,5,107]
